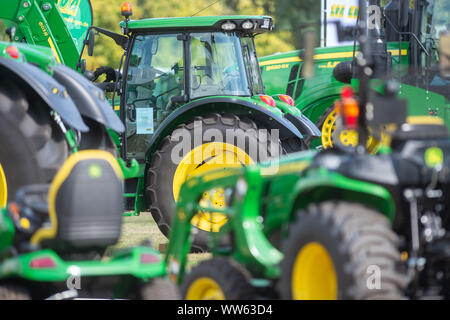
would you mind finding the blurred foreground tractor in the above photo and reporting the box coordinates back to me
[0,150,179,300]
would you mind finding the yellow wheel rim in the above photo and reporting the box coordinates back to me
[291,242,338,300]
[0,162,7,208]
[185,277,226,300]
[173,142,254,232]
[320,108,380,153]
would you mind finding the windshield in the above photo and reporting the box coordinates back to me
[190,32,253,98]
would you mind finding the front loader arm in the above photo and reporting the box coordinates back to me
[0,0,90,69]
[165,165,283,283]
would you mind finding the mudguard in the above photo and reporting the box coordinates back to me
[286,113,322,138]
[0,58,88,132]
[52,64,125,133]
[144,97,305,157]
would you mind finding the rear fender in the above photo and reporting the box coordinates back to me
[144,97,305,161]
[0,58,88,132]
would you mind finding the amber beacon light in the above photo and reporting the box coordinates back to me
[121,2,133,19]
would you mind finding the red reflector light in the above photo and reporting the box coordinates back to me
[6,46,19,59]
[337,86,359,130]
[259,95,276,108]
[278,94,295,106]
[121,1,133,17]
[140,253,160,264]
[30,257,57,269]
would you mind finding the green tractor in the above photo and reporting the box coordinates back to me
[0,150,179,300]
[0,38,124,213]
[0,1,321,250]
[165,0,450,300]
[260,0,449,151]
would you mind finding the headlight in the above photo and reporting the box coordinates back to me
[241,20,254,30]
[221,21,237,31]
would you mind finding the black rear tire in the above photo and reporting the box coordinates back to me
[278,201,406,300]
[181,258,255,300]
[146,113,285,251]
[0,81,68,201]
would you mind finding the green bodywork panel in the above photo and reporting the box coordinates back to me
[166,149,396,281]
[0,0,92,69]
[0,247,165,281]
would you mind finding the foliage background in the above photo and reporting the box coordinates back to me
[85,0,321,69]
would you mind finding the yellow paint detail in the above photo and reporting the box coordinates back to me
[173,142,254,233]
[47,37,62,64]
[406,116,444,125]
[185,277,225,300]
[291,242,337,300]
[260,50,407,67]
[320,108,380,152]
[0,162,7,208]
[20,218,31,229]
[31,150,123,245]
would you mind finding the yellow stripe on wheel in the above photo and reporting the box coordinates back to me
[173,142,254,233]
[320,108,381,153]
[0,162,7,208]
[185,277,226,300]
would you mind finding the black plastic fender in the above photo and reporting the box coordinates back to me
[0,58,88,132]
[52,64,125,133]
[286,113,322,138]
[144,97,305,158]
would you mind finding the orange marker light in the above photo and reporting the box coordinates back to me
[121,1,133,18]
[336,86,359,129]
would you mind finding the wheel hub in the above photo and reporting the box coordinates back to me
[172,142,254,232]
[292,242,337,300]
[186,277,225,300]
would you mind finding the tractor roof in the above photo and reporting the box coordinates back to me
[121,15,274,33]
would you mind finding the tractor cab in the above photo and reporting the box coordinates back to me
[122,18,272,159]
[6,150,124,253]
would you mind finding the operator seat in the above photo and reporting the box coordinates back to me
[30,150,124,251]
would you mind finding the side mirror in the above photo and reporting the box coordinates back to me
[79,59,87,74]
[439,32,450,78]
[87,29,96,56]
[301,30,317,79]
[399,0,409,28]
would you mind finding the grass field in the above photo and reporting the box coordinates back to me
[105,212,210,269]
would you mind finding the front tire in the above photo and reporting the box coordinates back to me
[146,113,284,251]
[140,278,180,300]
[278,201,406,300]
[181,258,255,300]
